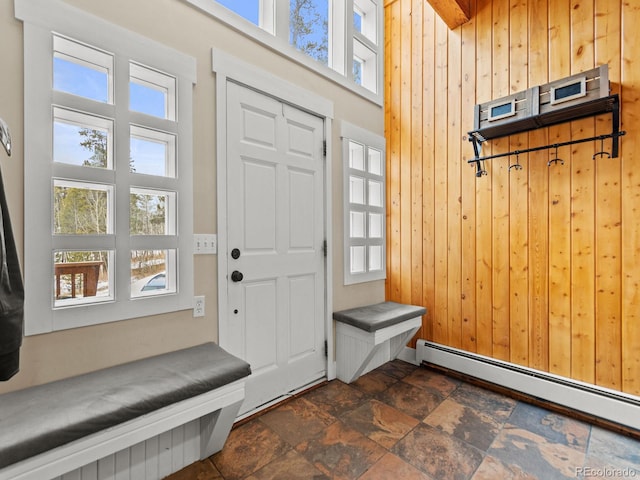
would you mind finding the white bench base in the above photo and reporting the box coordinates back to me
[336,316,422,383]
[0,380,245,480]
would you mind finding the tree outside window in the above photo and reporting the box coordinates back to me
[289,0,328,65]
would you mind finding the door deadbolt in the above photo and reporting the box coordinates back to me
[231,248,241,259]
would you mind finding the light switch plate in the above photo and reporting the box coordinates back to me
[194,234,217,254]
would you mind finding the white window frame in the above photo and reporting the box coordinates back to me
[16,0,196,335]
[184,0,383,104]
[341,121,386,285]
[53,34,114,104]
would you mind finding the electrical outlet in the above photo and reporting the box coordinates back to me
[193,296,205,317]
[194,234,217,254]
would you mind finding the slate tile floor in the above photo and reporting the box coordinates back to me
[166,360,640,480]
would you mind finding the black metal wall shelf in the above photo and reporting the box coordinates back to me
[467,94,625,177]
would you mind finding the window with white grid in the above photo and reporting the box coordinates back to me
[342,121,386,284]
[186,0,382,101]
[17,0,196,334]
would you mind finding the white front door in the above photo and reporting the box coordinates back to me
[225,82,326,414]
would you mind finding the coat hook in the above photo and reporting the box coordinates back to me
[547,145,564,166]
[509,151,523,171]
[592,137,611,160]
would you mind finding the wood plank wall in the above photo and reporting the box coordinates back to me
[384,0,640,395]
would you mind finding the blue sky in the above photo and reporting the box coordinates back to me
[216,0,329,60]
[216,0,259,25]
[54,57,169,176]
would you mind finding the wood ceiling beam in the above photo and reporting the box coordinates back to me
[425,0,471,29]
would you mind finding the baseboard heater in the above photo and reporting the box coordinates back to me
[416,340,640,431]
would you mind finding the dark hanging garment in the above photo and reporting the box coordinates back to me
[0,167,24,381]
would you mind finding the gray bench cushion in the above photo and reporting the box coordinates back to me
[333,301,426,332]
[0,342,251,469]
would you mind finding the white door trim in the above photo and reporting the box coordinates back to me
[212,49,336,382]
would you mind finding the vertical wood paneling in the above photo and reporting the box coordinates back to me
[61,470,80,480]
[527,0,549,372]
[508,0,529,366]
[98,455,115,480]
[411,0,425,338]
[422,5,437,343]
[130,441,146,478]
[158,431,173,477]
[474,0,494,357]
[81,462,98,480]
[386,0,401,303]
[569,0,596,385]
[546,0,572,378]
[460,0,478,352]
[400,0,413,305]
[384,0,392,303]
[385,0,640,396]
[433,17,450,343]
[621,0,640,396]
[114,449,130,480]
[491,0,511,361]
[145,436,159,479]
[447,26,463,349]
[54,422,202,480]
[594,0,622,391]
[171,425,185,474]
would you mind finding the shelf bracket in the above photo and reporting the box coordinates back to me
[469,133,487,177]
[611,94,621,158]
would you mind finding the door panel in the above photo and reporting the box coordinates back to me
[243,159,277,251]
[240,104,277,148]
[225,82,326,414]
[243,280,277,372]
[288,169,315,249]
[289,274,317,358]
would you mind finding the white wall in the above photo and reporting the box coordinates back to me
[0,0,384,393]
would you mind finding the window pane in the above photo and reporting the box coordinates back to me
[130,64,176,120]
[53,108,112,168]
[349,141,365,170]
[368,179,383,207]
[354,40,377,93]
[130,249,175,297]
[354,0,377,44]
[369,245,382,271]
[353,58,363,85]
[350,211,365,238]
[53,35,112,103]
[354,10,363,32]
[54,57,109,103]
[130,188,176,235]
[54,180,112,234]
[130,126,176,177]
[290,0,328,65]
[349,176,365,204]
[216,0,259,25]
[130,82,166,118]
[368,148,382,175]
[350,246,366,274]
[54,250,111,307]
[369,212,382,238]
